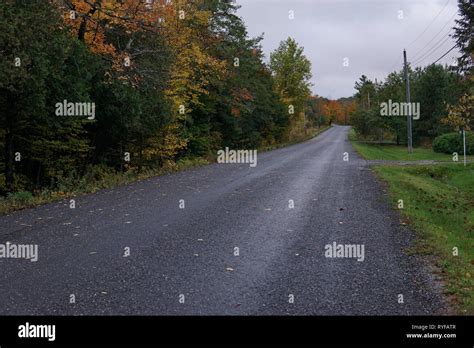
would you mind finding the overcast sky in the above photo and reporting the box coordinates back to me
[237,0,460,99]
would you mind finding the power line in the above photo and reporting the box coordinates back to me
[406,0,451,48]
[389,0,453,73]
[432,44,457,64]
[412,33,452,65]
[410,10,457,61]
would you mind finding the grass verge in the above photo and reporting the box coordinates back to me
[349,128,470,161]
[374,164,474,314]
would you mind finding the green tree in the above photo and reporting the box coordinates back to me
[351,75,382,139]
[452,0,474,75]
[192,0,287,151]
[270,37,312,138]
[411,64,463,142]
[0,0,97,192]
[377,70,406,144]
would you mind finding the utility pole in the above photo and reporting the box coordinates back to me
[403,49,413,153]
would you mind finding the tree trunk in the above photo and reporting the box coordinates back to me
[119,142,123,173]
[5,130,14,192]
[35,162,42,190]
[138,134,143,174]
[78,5,98,42]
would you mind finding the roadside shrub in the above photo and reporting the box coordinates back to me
[8,191,33,204]
[433,132,474,155]
[175,157,209,171]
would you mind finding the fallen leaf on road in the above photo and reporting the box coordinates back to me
[226,267,234,272]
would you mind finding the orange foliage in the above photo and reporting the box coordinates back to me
[63,0,173,73]
[230,88,253,117]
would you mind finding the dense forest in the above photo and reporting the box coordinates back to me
[0,0,351,197]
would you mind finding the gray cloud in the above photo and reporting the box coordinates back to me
[237,0,460,99]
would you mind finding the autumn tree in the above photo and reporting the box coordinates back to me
[442,94,474,131]
[205,0,286,149]
[62,0,180,170]
[160,0,226,156]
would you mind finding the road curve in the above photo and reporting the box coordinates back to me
[0,126,445,315]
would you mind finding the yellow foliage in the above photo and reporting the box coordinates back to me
[443,94,474,131]
[62,0,228,158]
